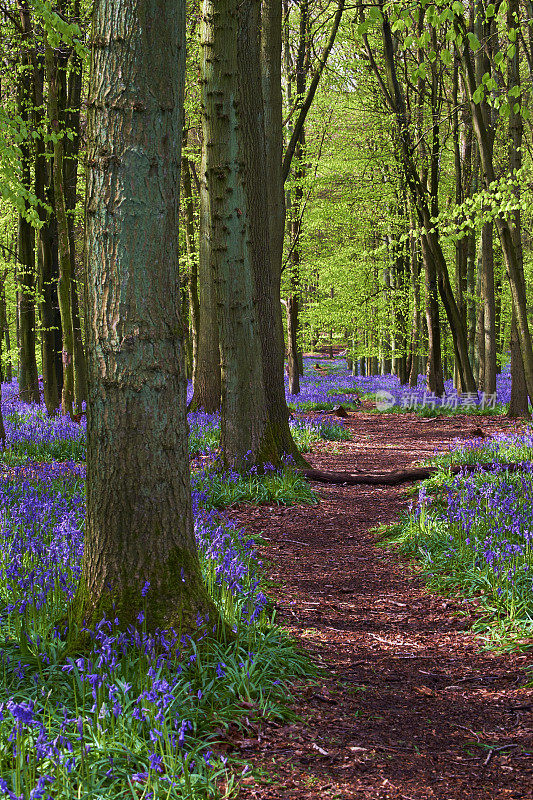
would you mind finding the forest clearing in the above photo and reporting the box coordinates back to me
[1,0,533,797]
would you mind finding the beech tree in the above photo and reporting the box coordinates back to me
[78,0,217,631]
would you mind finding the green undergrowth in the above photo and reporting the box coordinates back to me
[380,435,533,650]
[193,466,318,510]
[287,400,360,413]
[290,417,351,452]
[368,402,508,417]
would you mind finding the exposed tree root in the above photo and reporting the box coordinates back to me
[301,461,530,486]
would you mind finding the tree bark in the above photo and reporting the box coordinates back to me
[80,0,215,633]
[408,207,421,387]
[64,32,88,410]
[302,461,529,487]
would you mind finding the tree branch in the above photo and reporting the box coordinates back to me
[282,0,345,182]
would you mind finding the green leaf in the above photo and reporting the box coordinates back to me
[473,86,485,104]
[441,49,452,66]
[499,101,510,118]
[467,32,481,50]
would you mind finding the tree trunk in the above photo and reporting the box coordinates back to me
[64,36,88,410]
[422,238,444,396]
[45,39,76,418]
[475,8,496,395]
[38,222,61,414]
[285,0,308,397]
[287,295,300,394]
[408,210,421,387]
[189,152,221,413]
[33,45,62,413]
[202,0,274,469]
[458,22,533,401]
[240,0,304,464]
[480,221,496,394]
[80,0,216,633]
[474,246,484,387]
[0,285,12,383]
[507,0,529,418]
[182,152,200,389]
[16,29,40,403]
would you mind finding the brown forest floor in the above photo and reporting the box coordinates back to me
[228,411,533,800]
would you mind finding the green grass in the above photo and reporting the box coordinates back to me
[290,418,351,452]
[367,402,508,417]
[287,401,359,413]
[193,466,318,510]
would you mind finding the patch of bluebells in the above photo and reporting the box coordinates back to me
[408,431,533,624]
[0,385,282,798]
[283,356,513,411]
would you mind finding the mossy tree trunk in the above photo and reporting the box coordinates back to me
[475,8,496,396]
[202,0,283,470]
[80,0,217,633]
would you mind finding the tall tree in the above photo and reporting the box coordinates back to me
[78,0,216,631]
[188,148,221,413]
[202,0,275,468]
[16,0,40,403]
[361,4,476,394]
[507,0,529,417]
[45,35,76,417]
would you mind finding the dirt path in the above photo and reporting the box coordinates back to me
[230,413,533,800]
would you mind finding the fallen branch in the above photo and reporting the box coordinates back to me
[301,461,532,486]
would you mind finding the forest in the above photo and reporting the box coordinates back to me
[0,0,532,797]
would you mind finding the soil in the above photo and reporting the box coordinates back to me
[227,411,533,800]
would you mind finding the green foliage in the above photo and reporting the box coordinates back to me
[193,466,318,510]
